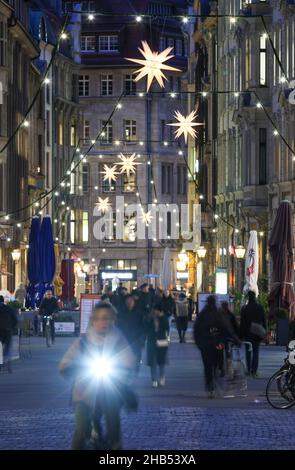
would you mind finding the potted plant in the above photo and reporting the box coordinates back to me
[275,308,289,346]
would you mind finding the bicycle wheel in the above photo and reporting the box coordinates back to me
[266,368,295,409]
[45,326,51,348]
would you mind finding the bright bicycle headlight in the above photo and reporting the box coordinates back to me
[89,357,113,379]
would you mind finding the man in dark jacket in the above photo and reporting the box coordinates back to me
[194,295,240,397]
[240,290,266,377]
[39,290,59,343]
[117,294,143,372]
[0,295,18,372]
[161,290,176,332]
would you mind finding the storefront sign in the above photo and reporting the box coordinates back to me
[80,294,101,334]
[101,271,134,280]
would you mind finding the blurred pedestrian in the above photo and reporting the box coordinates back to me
[117,294,143,373]
[145,304,169,388]
[194,295,240,398]
[175,292,189,343]
[14,283,26,308]
[0,295,18,372]
[240,290,266,378]
[161,289,176,332]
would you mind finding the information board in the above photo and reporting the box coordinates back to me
[80,294,101,334]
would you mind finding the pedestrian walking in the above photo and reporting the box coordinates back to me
[59,301,136,450]
[0,295,18,372]
[117,294,144,373]
[145,303,169,388]
[220,301,240,358]
[161,289,176,332]
[194,295,240,398]
[240,290,266,378]
[175,292,189,343]
[14,283,26,308]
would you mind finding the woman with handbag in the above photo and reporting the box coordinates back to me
[145,304,169,388]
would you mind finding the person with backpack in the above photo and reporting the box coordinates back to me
[59,301,136,450]
[240,290,266,378]
[194,295,240,398]
[175,292,189,343]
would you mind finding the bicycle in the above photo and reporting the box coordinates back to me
[44,315,54,348]
[266,340,295,409]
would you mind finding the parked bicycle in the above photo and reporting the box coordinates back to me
[266,340,295,409]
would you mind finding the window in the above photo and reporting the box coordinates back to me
[99,35,118,52]
[0,21,7,66]
[259,128,267,185]
[81,1,95,12]
[123,217,137,242]
[79,75,89,96]
[175,39,182,56]
[82,164,89,193]
[70,123,76,146]
[81,36,96,52]
[161,164,172,194]
[124,74,136,95]
[83,120,90,141]
[167,38,174,50]
[101,74,113,96]
[82,211,89,242]
[123,172,136,192]
[70,210,75,244]
[124,120,137,142]
[159,36,166,51]
[177,166,187,195]
[59,118,63,145]
[259,35,267,86]
[100,120,113,144]
[46,110,50,146]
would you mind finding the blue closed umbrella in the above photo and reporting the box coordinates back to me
[27,216,41,308]
[37,216,56,303]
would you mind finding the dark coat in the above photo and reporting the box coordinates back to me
[145,315,169,366]
[39,297,58,316]
[0,303,18,331]
[161,296,176,318]
[240,300,266,342]
[222,309,240,338]
[194,305,237,349]
[117,307,144,353]
[137,292,152,318]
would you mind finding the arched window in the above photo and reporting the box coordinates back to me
[39,17,47,42]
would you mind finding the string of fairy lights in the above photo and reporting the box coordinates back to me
[1,7,294,251]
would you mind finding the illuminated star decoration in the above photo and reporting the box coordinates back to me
[168,110,204,143]
[140,210,153,226]
[101,164,119,185]
[95,197,111,214]
[117,153,141,178]
[125,41,181,92]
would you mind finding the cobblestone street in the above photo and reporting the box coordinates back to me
[0,332,294,450]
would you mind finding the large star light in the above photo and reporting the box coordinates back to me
[95,197,111,214]
[140,210,153,226]
[168,110,204,143]
[117,153,141,178]
[101,164,119,185]
[126,41,181,91]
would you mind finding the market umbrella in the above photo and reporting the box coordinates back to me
[161,247,172,290]
[27,216,40,308]
[37,216,56,304]
[268,200,295,320]
[243,230,259,297]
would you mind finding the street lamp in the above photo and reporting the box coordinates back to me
[197,246,207,258]
[235,245,246,259]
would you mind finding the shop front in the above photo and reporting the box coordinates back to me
[99,259,137,291]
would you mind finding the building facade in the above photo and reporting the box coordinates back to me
[188,0,295,294]
[62,0,189,290]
